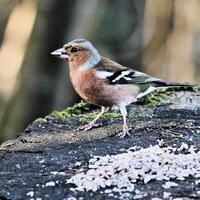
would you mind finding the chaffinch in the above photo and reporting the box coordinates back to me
[51,39,188,137]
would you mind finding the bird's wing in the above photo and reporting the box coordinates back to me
[95,57,165,86]
[94,57,127,72]
[94,57,169,99]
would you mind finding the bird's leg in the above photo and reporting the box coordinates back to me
[118,105,130,138]
[83,106,108,131]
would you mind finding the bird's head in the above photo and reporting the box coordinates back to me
[51,39,101,69]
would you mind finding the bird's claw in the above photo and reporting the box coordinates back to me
[117,124,130,138]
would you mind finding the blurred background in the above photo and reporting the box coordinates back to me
[0,0,200,143]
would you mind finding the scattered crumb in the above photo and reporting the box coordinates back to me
[67,144,200,192]
[195,179,200,185]
[67,196,77,200]
[104,189,112,193]
[39,159,45,164]
[75,161,82,167]
[119,192,132,200]
[133,190,148,199]
[179,142,189,151]
[45,181,55,187]
[157,139,164,147]
[16,164,21,169]
[50,171,65,176]
[163,191,171,198]
[162,181,178,189]
[26,191,34,197]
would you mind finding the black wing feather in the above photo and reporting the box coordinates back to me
[95,57,189,87]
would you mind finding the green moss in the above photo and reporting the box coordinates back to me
[0,139,16,149]
[138,89,173,106]
[80,112,122,123]
[33,118,48,125]
[51,111,70,120]
[190,85,200,92]
[141,85,200,106]
[51,100,88,120]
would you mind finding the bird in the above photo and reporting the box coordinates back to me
[51,39,188,137]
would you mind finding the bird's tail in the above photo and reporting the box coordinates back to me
[136,80,197,100]
[153,80,193,88]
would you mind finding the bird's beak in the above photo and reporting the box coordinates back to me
[51,48,69,59]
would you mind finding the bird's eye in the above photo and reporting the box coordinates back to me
[71,47,79,53]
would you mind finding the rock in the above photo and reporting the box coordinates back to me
[0,88,200,200]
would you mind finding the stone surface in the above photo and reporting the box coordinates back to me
[0,89,200,200]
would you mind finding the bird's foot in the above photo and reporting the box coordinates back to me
[117,124,130,138]
[81,121,99,131]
